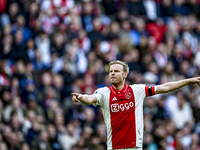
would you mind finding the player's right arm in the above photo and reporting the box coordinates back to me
[71,93,97,105]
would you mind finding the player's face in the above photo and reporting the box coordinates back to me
[109,64,127,85]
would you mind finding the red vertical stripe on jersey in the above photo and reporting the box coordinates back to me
[145,86,149,96]
[109,85,136,149]
[152,86,155,95]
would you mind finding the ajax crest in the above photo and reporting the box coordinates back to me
[125,92,132,99]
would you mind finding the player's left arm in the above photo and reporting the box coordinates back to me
[155,77,200,94]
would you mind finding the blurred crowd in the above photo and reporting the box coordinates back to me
[1,0,200,150]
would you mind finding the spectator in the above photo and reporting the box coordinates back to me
[21,79,36,104]
[12,29,27,61]
[161,61,178,82]
[6,132,20,150]
[160,0,174,18]
[0,34,14,61]
[153,42,168,68]
[35,31,51,67]
[20,143,30,150]
[143,0,159,21]
[9,110,22,133]
[190,132,200,149]
[58,61,74,97]
[58,122,80,150]
[7,2,20,24]
[0,142,8,150]
[26,3,39,30]
[81,1,95,33]
[126,0,146,17]
[31,129,52,150]
[47,124,62,150]
[51,51,64,74]
[10,77,20,97]
[82,126,94,147]
[12,14,32,46]
[50,33,65,57]
[13,60,27,90]
[171,97,193,129]
[26,121,42,145]
[143,133,157,150]
[88,17,105,48]
[53,111,65,133]
[32,49,47,71]
[24,94,45,122]
[52,74,67,102]
[22,110,36,135]
[24,38,36,61]
[172,0,189,16]
[4,96,24,123]
[37,71,53,103]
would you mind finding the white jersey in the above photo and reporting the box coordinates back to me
[93,84,156,150]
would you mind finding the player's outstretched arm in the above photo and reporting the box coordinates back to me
[71,93,97,105]
[155,77,200,94]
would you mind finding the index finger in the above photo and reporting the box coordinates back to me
[71,93,79,97]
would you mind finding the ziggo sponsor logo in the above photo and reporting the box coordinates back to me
[111,102,134,112]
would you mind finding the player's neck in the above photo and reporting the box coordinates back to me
[112,82,125,91]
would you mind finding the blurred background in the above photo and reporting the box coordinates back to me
[0,0,200,150]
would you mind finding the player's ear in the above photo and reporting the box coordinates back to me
[123,72,127,79]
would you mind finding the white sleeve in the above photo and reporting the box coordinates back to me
[92,87,108,107]
[131,84,157,100]
[131,84,146,100]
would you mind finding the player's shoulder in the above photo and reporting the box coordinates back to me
[93,86,110,94]
[129,84,146,92]
[129,84,146,88]
[129,84,147,98]
[96,86,110,91]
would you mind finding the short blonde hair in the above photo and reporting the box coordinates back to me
[109,60,129,74]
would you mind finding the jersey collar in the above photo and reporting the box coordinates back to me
[111,83,128,94]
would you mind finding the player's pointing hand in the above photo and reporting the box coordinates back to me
[71,93,81,103]
[190,77,200,86]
